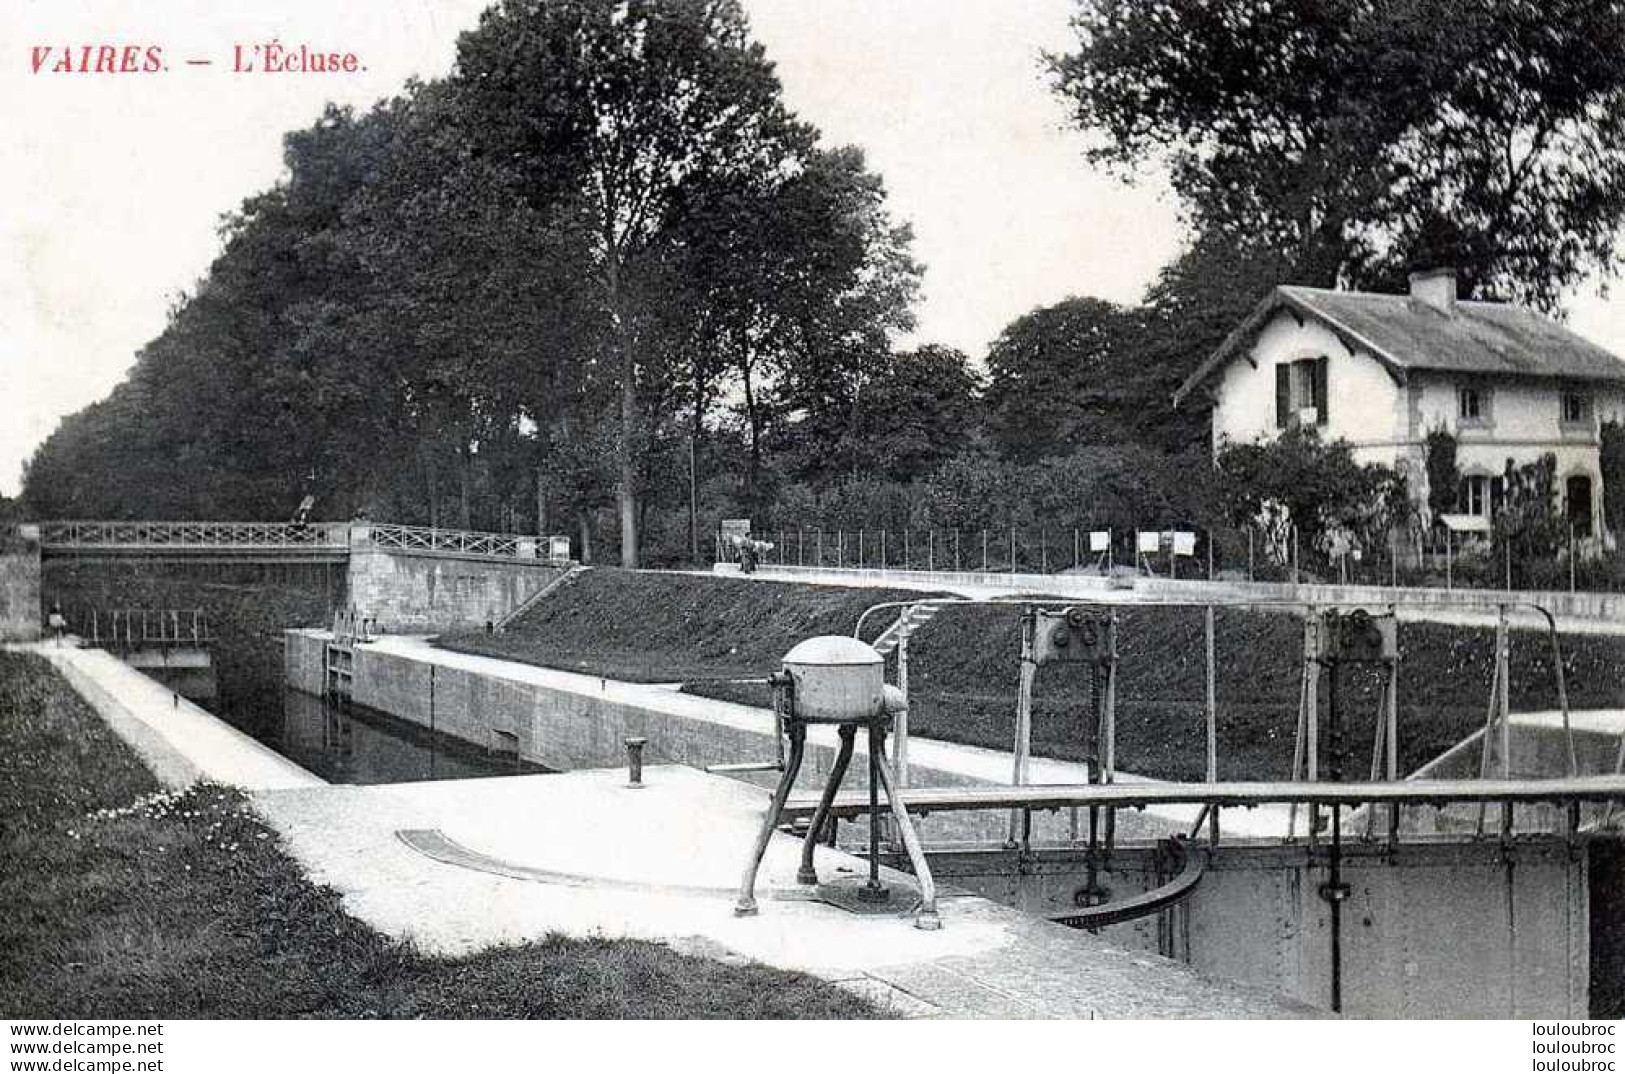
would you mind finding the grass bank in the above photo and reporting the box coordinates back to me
[0,652,878,1019]
[439,568,941,681]
[437,569,1624,781]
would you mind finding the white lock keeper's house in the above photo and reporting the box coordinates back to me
[1173,267,1625,546]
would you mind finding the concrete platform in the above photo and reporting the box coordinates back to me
[253,764,1312,1018]
[20,638,1310,1018]
[356,635,1298,839]
[17,640,320,791]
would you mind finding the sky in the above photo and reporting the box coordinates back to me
[4,0,1625,499]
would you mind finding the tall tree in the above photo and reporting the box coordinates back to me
[1052,0,1625,309]
[452,0,811,566]
[982,297,1137,461]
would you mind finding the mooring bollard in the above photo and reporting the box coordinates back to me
[625,736,648,788]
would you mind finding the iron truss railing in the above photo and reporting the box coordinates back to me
[39,520,349,550]
[364,523,529,559]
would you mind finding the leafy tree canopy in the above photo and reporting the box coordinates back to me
[1052,0,1625,309]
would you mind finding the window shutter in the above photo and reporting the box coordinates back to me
[1276,364,1290,428]
[1313,356,1329,425]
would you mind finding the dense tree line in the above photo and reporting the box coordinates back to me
[23,0,1625,569]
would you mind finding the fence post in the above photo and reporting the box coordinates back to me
[928,530,934,572]
[954,530,960,572]
[905,529,911,570]
[982,529,988,571]
[1074,527,1081,570]
[1010,523,1017,575]
[880,529,886,569]
[1041,526,1048,574]
[837,530,844,568]
[1570,523,1577,593]
[1248,527,1255,582]
[1445,528,1452,591]
[1207,532,1215,581]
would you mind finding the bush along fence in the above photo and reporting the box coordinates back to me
[717,523,1625,594]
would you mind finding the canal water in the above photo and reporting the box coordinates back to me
[173,662,549,784]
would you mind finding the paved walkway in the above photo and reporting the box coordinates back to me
[24,639,1310,1019]
[366,635,1299,839]
[722,564,1625,635]
[22,640,320,790]
[253,764,1309,1018]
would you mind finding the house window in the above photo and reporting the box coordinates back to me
[1458,474,1492,517]
[1567,475,1595,537]
[1561,391,1591,424]
[1458,386,1486,423]
[1275,356,1329,429]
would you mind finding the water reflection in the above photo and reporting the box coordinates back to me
[259,688,549,785]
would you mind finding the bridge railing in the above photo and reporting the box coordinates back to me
[40,520,349,549]
[78,608,213,649]
[363,523,532,559]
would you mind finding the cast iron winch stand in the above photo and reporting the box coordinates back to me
[734,670,940,930]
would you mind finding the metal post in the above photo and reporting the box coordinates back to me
[904,529,910,569]
[859,528,865,568]
[897,625,911,788]
[837,530,843,568]
[1248,527,1255,582]
[928,530,934,572]
[1010,523,1017,575]
[1497,606,1511,780]
[624,737,647,788]
[860,720,888,903]
[1571,523,1578,592]
[1205,605,1218,783]
[1292,527,1300,585]
[1306,612,1320,837]
[799,529,804,567]
[1007,609,1036,846]
[1446,528,1453,590]
[880,529,886,569]
[1041,527,1048,574]
[1207,533,1214,581]
[1074,527,1081,569]
[982,529,988,571]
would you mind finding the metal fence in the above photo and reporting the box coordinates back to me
[364,523,530,559]
[719,523,1622,594]
[39,520,349,550]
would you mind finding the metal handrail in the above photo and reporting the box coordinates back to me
[365,523,526,559]
[780,773,1625,819]
[40,520,348,548]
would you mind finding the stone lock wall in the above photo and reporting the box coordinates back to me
[345,544,568,633]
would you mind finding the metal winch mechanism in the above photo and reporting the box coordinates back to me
[734,635,940,930]
[1014,605,1121,909]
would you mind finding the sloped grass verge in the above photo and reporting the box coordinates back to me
[0,652,878,1019]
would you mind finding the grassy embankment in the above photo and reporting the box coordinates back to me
[0,652,878,1018]
[444,570,1625,780]
[441,569,943,681]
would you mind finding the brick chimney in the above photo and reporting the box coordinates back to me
[1408,267,1457,313]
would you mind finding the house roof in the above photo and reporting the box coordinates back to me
[1172,284,1625,407]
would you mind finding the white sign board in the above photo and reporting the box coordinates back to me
[1089,530,1111,553]
[1136,530,1160,554]
[1173,531,1197,557]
